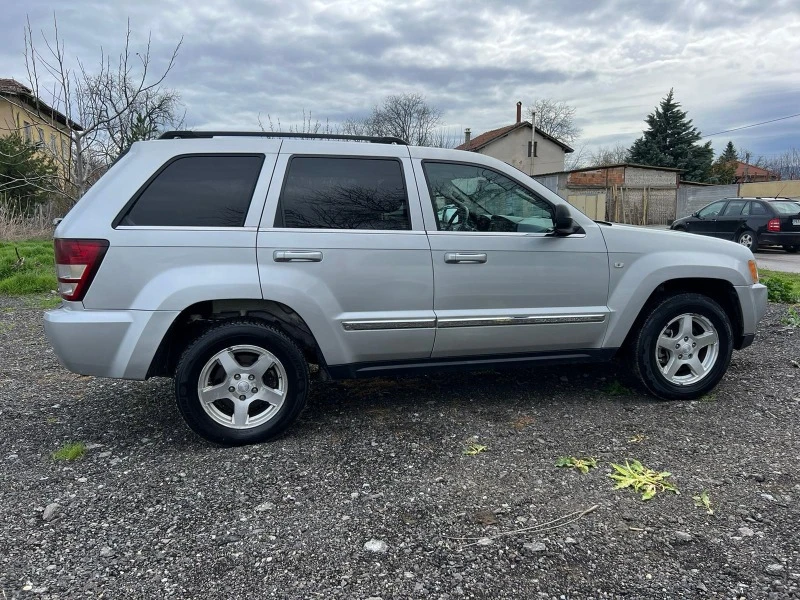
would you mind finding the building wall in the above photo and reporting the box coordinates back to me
[536,166,679,225]
[0,96,73,177]
[476,126,566,176]
[676,184,739,219]
[740,181,800,199]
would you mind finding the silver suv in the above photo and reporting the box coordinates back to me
[44,131,768,445]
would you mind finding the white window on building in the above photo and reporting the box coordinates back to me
[61,138,69,158]
[50,133,57,153]
[23,121,32,142]
[37,128,45,145]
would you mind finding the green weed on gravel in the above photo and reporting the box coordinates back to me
[555,456,598,474]
[52,441,86,461]
[603,380,631,396]
[693,491,714,514]
[608,459,679,501]
[782,306,800,327]
[0,240,56,295]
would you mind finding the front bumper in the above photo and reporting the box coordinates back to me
[734,283,768,348]
[759,232,800,246]
[43,305,179,379]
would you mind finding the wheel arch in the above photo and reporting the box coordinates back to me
[147,299,328,378]
[617,278,744,352]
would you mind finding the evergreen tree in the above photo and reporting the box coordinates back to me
[0,134,58,216]
[709,140,739,184]
[628,89,714,182]
[721,140,738,163]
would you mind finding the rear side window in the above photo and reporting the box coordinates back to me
[721,200,746,216]
[749,202,767,215]
[276,157,410,230]
[118,155,264,227]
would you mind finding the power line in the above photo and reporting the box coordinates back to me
[703,112,800,138]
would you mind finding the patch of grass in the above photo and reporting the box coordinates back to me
[700,392,717,402]
[693,491,714,515]
[0,240,56,295]
[628,433,647,443]
[603,380,631,396]
[608,459,679,501]
[760,270,800,304]
[51,441,86,461]
[555,456,598,474]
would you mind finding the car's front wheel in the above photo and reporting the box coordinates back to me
[175,320,309,446]
[631,293,733,400]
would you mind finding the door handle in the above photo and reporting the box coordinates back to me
[444,252,487,264]
[273,250,323,262]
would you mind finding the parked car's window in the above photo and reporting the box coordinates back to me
[697,201,726,218]
[119,155,264,227]
[749,202,767,215]
[277,157,410,230]
[423,162,554,233]
[771,201,800,215]
[721,200,747,216]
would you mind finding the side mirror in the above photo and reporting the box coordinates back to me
[553,204,576,235]
[692,211,701,218]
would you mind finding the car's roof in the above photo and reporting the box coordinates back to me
[724,197,795,201]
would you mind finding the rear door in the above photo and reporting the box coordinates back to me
[715,199,748,240]
[256,142,435,368]
[770,200,800,234]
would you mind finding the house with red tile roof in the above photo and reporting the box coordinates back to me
[456,101,574,176]
[734,161,778,183]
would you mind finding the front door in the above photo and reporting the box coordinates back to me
[413,158,610,358]
[688,200,727,236]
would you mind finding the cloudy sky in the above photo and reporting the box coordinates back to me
[2,0,799,162]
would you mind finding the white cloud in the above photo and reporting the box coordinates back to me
[1,0,798,157]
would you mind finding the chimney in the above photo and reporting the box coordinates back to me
[516,101,522,124]
[464,128,471,145]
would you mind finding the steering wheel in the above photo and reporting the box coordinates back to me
[445,198,470,231]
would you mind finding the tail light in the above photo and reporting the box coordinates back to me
[54,239,109,301]
[768,218,781,232]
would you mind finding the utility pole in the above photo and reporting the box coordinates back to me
[530,111,535,176]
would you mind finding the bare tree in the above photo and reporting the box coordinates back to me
[345,93,443,146]
[526,99,581,145]
[257,110,338,135]
[587,143,629,167]
[22,15,182,202]
[763,147,800,181]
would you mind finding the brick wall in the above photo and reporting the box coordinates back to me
[567,167,624,187]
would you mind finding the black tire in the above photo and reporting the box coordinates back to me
[736,229,758,252]
[175,320,309,446]
[673,226,686,232]
[631,293,733,400]
[784,245,799,253]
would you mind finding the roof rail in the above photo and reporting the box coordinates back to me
[158,131,408,145]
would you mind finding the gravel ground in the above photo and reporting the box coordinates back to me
[1,299,799,599]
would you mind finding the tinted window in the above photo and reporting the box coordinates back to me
[771,201,800,215]
[120,155,264,227]
[697,201,726,218]
[423,162,553,233]
[721,200,746,216]
[749,202,767,215]
[277,157,410,230]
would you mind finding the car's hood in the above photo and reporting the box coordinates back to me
[597,223,754,262]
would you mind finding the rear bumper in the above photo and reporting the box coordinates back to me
[43,306,179,379]
[759,232,800,246]
[734,283,768,348]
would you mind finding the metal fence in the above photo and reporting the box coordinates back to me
[676,185,738,219]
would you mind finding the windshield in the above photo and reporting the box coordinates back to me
[771,201,800,214]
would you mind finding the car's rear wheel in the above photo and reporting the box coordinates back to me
[784,245,799,253]
[175,320,309,446]
[737,230,758,252]
[631,293,733,400]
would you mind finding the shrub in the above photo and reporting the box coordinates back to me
[763,275,799,304]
